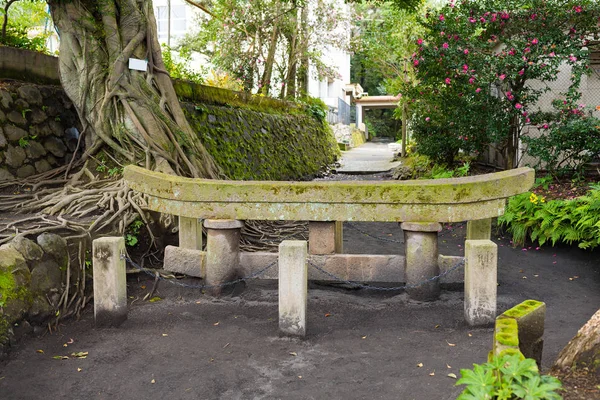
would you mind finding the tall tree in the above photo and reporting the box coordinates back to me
[47,0,221,179]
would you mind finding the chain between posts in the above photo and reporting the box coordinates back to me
[121,254,277,290]
[121,254,465,292]
[308,258,465,291]
[345,222,466,244]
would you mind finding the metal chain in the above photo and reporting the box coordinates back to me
[122,255,277,290]
[345,221,466,244]
[308,258,465,291]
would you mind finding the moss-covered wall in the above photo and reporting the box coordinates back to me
[184,103,338,180]
[175,80,339,180]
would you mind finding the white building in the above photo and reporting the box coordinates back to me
[152,0,203,47]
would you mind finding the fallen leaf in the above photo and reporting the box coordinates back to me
[522,276,527,279]
[298,376,302,379]
[53,356,69,360]
[162,334,168,337]
[71,352,88,358]
[534,274,539,278]
[77,368,82,372]
[149,297,162,303]
[289,352,297,356]
[213,322,219,326]
[223,343,230,349]
[195,301,202,304]
[141,285,146,289]
[448,373,457,379]
[151,379,156,384]
[446,341,456,347]
[468,333,472,337]
[361,335,367,339]
[324,313,331,317]
[67,338,74,344]
[63,344,68,347]
[434,324,440,329]
[446,364,452,369]
[417,363,423,368]
[36,350,44,354]
[429,371,435,376]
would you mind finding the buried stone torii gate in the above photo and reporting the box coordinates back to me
[93,166,534,334]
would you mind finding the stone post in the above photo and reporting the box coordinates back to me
[204,219,244,295]
[92,237,127,327]
[401,222,442,301]
[464,239,498,326]
[308,221,343,255]
[179,216,203,250]
[279,240,308,337]
[467,218,492,240]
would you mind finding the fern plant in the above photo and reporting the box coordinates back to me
[499,184,600,249]
[456,354,563,400]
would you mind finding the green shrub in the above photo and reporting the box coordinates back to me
[457,354,562,400]
[499,183,600,249]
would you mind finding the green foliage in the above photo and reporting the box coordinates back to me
[299,96,328,122]
[457,354,563,400]
[125,219,144,247]
[499,183,600,249]
[1,0,50,53]
[523,102,600,176]
[403,0,600,166]
[161,44,205,84]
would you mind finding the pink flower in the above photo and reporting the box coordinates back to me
[515,103,523,109]
[569,55,578,62]
[508,48,516,56]
[425,117,431,122]
[524,47,531,53]
[531,38,539,45]
[442,42,449,49]
[526,118,531,123]
[500,12,510,20]
[542,124,549,129]
[574,5,583,13]
[519,69,525,76]
[530,13,537,20]
[439,14,445,21]
[491,13,497,22]
[469,17,476,23]
[499,74,506,80]
[445,78,451,85]
[463,64,469,72]
[417,38,423,45]
[440,31,445,36]
[413,59,419,66]
[464,48,469,55]
[506,91,514,100]
[469,76,475,84]
[476,87,482,93]
[549,52,556,57]
[480,17,486,23]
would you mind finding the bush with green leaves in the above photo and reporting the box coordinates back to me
[499,183,600,249]
[457,354,562,400]
[162,44,205,84]
[403,0,600,168]
[523,100,600,177]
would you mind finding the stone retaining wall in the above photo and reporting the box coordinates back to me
[0,234,71,358]
[0,81,81,180]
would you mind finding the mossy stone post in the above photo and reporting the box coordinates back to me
[467,218,491,240]
[309,221,343,255]
[179,217,203,250]
[278,240,308,337]
[204,219,244,295]
[92,237,127,327]
[464,239,497,326]
[401,222,442,301]
[502,300,546,366]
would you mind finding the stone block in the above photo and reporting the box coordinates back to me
[464,239,497,326]
[178,216,203,250]
[0,128,6,148]
[0,89,12,109]
[7,111,26,126]
[30,259,62,293]
[44,136,67,158]
[5,145,26,168]
[17,85,42,106]
[92,237,127,327]
[501,299,546,365]
[0,168,14,181]
[309,221,337,255]
[36,232,68,267]
[467,218,492,240]
[16,165,35,178]
[34,159,52,174]
[4,125,28,142]
[493,316,521,358]
[26,141,47,159]
[163,245,205,278]
[279,240,308,337]
[29,109,47,124]
[9,236,44,262]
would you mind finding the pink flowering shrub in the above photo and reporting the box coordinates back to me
[403,0,600,167]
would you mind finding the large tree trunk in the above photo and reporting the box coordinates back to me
[554,309,600,375]
[297,3,309,96]
[47,0,221,179]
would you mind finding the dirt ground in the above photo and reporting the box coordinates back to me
[1,216,599,400]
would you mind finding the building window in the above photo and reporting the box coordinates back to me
[155,4,187,41]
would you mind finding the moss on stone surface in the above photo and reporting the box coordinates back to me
[183,102,339,181]
[502,300,544,319]
[0,248,33,344]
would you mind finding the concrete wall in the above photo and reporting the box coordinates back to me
[0,47,60,85]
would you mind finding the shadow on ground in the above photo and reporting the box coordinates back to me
[1,221,599,400]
